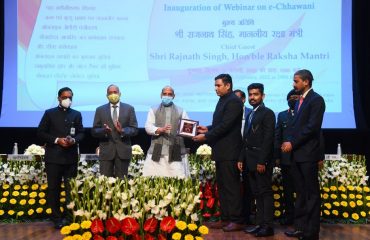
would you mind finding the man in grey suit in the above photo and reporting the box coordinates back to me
[92,84,138,178]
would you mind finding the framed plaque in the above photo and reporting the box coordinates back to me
[178,119,198,137]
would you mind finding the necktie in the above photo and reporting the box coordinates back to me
[248,110,254,126]
[112,105,118,122]
[298,96,304,111]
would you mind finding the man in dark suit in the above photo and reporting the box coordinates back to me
[37,87,84,229]
[274,89,300,226]
[193,73,244,232]
[238,83,276,237]
[282,69,325,240]
[234,89,254,225]
[92,84,138,178]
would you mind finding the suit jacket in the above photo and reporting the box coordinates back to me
[37,106,84,165]
[240,104,275,171]
[274,109,295,165]
[242,106,253,137]
[205,91,243,162]
[289,90,325,162]
[91,102,138,160]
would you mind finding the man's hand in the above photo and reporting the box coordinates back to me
[197,125,208,134]
[281,142,293,153]
[114,120,123,133]
[103,124,112,134]
[193,133,206,142]
[57,138,70,148]
[155,124,172,135]
[256,164,266,174]
[237,162,243,172]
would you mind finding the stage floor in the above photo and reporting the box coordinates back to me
[0,221,369,240]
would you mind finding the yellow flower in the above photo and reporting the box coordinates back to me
[60,198,66,203]
[323,187,330,192]
[12,191,20,197]
[356,194,362,199]
[330,194,337,199]
[21,191,28,196]
[273,194,280,200]
[324,203,332,209]
[350,201,356,208]
[349,194,355,199]
[70,223,80,231]
[39,199,47,205]
[361,211,366,217]
[63,237,73,240]
[332,210,339,216]
[330,186,337,191]
[72,234,82,240]
[324,210,330,215]
[82,231,92,240]
[322,193,329,199]
[19,199,27,205]
[176,221,187,231]
[188,223,197,231]
[333,201,340,207]
[347,186,354,191]
[198,225,209,235]
[356,186,363,192]
[22,185,29,190]
[41,184,48,190]
[184,234,194,240]
[10,198,17,204]
[31,184,39,190]
[60,226,71,235]
[341,194,347,199]
[341,201,348,207]
[274,201,280,208]
[81,220,92,229]
[8,210,15,215]
[364,186,370,192]
[172,232,182,240]
[272,185,279,191]
[29,192,37,198]
[2,191,9,197]
[2,184,10,190]
[14,185,21,190]
[60,207,64,212]
[46,208,52,214]
[357,200,363,206]
[39,192,46,198]
[61,191,66,197]
[36,208,43,214]
[0,210,4,216]
[28,209,34,215]
[28,199,36,205]
[274,210,281,217]
[0,198,7,203]
[17,211,24,217]
[343,212,349,218]
[366,196,370,201]
[367,202,370,208]
[338,185,346,192]
[351,213,359,221]
[195,237,203,240]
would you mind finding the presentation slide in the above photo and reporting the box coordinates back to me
[1,0,354,128]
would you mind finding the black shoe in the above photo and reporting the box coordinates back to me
[285,230,304,238]
[244,225,261,234]
[53,220,64,229]
[255,226,274,237]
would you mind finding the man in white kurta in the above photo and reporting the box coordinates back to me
[142,86,190,178]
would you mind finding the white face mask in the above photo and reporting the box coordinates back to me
[61,98,72,108]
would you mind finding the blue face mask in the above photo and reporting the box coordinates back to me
[161,96,173,106]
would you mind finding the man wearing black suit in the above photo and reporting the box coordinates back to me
[239,83,275,237]
[234,89,254,225]
[282,70,325,240]
[193,74,244,232]
[274,89,300,226]
[37,87,84,229]
[92,84,138,178]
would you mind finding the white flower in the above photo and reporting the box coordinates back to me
[196,144,212,155]
[24,144,45,155]
[132,144,144,155]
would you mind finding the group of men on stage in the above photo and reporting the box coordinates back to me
[37,69,325,240]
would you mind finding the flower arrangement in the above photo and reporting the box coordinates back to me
[195,144,211,156]
[0,160,46,185]
[24,144,45,156]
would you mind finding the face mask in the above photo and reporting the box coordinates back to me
[107,93,120,104]
[161,96,173,106]
[61,98,72,108]
[288,100,296,110]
